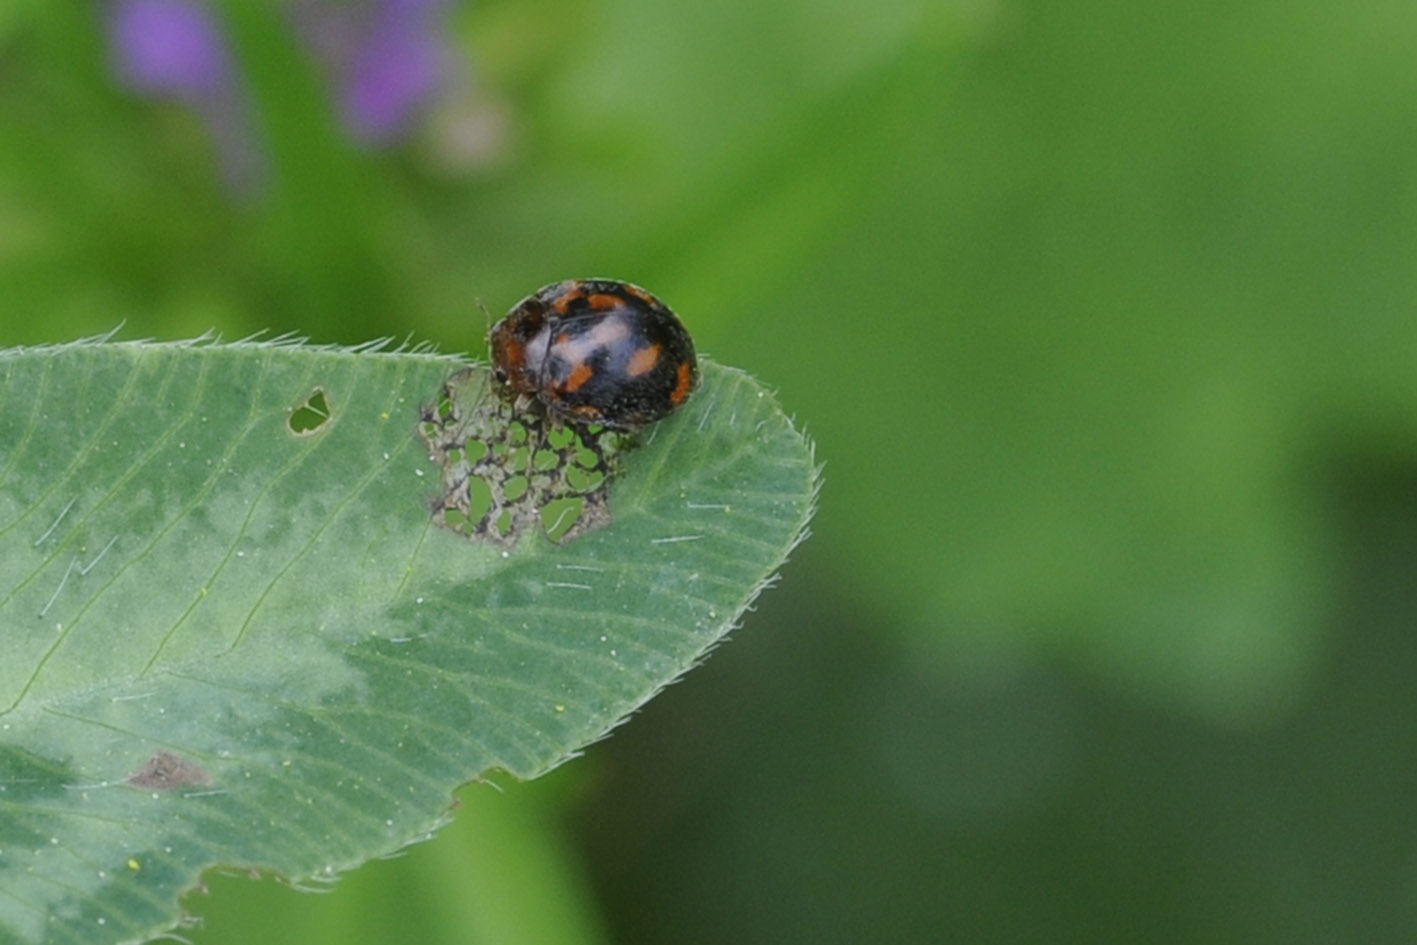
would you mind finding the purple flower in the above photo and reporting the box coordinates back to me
[106,0,266,192]
[293,0,455,145]
[108,0,232,97]
[105,0,467,193]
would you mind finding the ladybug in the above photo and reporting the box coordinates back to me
[489,279,699,431]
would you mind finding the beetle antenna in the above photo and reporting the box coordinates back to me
[476,297,494,341]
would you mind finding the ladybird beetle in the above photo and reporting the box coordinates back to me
[489,279,699,431]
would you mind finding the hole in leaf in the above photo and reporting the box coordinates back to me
[541,497,585,541]
[566,464,604,491]
[289,388,332,434]
[466,475,493,524]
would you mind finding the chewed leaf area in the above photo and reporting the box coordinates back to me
[287,387,332,434]
[419,367,630,545]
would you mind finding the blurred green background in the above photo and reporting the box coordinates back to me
[6,0,1417,941]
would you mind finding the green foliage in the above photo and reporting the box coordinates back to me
[0,341,814,945]
[6,0,1417,942]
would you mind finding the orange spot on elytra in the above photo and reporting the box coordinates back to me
[670,362,694,405]
[553,290,582,314]
[627,344,661,377]
[587,293,622,311]
[564,362,594,392]
[499,338,525,368]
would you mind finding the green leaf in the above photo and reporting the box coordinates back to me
[0,339,815,945]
